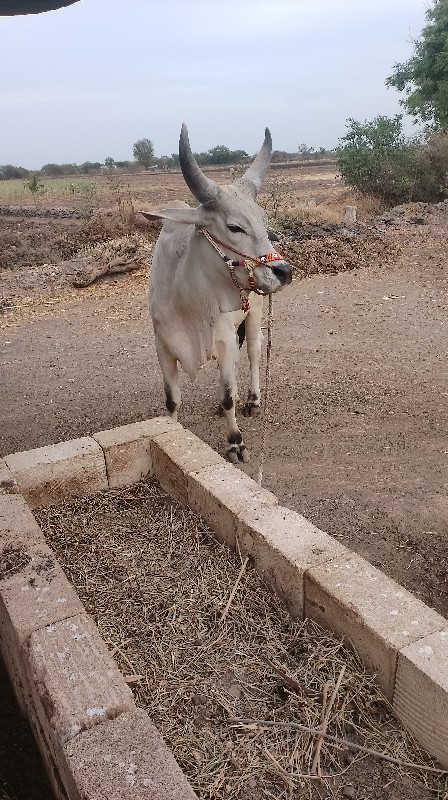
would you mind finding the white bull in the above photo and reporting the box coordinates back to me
[140,124,292,462]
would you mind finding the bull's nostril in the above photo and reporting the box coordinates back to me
[273,263,293,284]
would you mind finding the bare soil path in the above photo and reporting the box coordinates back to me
[1,202,447,622]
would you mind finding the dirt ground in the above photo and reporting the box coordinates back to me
[0,167,447,797]
[1,177,447,618]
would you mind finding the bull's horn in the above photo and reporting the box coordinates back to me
[179,124,220,206]
[236,127,272,197]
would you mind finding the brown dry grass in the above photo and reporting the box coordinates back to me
[35,479,447,800]
[325,188,385,221]
[258,173,385,229]
[281,233,400,279]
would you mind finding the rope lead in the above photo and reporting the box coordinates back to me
[256,292,273,486]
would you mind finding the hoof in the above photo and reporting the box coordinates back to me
[226,447,239,464]
[239,445,250,463]
[243,402,261,418]
[226,444,250,463]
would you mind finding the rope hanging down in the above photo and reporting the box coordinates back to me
[256,293,274,486]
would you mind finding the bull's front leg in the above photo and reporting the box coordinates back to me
[215,328,249,464]
[155,337,181,420]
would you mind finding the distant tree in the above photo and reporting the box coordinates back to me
[271,150,296,162]
[79,161,102,174]
[154,155,176,170]
[114,160,132,169]
[41,163,65,176]
[0,164,30,179]
[195,144,230,164]
[194,150,209,165]
[298,143,315,159]
[230,149,250,163]
[319,147,336,157]
[104,156,115,169]
[194,145,249,165]
[132,138,154,169]
[60,164,81,175]
[386,0,448,128]
[207,145,232,164]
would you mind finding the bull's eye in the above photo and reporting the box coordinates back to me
[227,224,246,234]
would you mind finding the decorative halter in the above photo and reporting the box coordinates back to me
[198,227,285,312]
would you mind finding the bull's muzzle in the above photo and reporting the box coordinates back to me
[272,260,293,285]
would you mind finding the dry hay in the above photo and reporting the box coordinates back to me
[35,480,447,800]
[280,232,400,280]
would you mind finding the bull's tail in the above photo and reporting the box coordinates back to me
[237,320,246,349]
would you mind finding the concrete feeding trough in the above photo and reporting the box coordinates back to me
[1,416,447,799]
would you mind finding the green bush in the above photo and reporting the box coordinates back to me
[336,115,447,205]
[25,174,45,200]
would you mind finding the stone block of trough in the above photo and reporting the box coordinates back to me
[236,505,350,618]
[0,493,46,553]
[188,463,278,549]
[393,629,448,768]
[0,458,19,494]
[25,613,135,767]
[150,427,226,505]
[62,708,198,800]
[304,554,447,700]
[93,416,182,489]
[0,541,84,711]
[4,437,108,509]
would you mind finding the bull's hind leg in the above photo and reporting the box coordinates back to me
[215,332,249,464]
[155,338,181,420]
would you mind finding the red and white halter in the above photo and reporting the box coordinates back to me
[198,226,285,312]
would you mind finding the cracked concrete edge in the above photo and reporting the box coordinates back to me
[1,417,448,772]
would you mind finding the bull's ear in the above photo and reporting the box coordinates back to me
[139,206,209,226]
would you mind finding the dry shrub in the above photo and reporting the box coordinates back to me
[0,221,83,270]
[424,130,448,195]
[258,174,385,231]
[275,201,342,228]
[325,188,385,222]
[64,211,161,261]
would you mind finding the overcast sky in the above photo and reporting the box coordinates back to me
[1,0,428,169]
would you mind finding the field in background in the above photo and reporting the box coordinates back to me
[0,162,384,225]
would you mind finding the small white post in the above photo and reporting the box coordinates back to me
[344,206,357,226]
